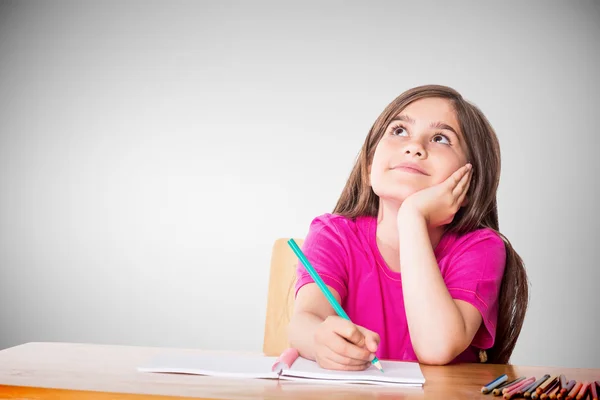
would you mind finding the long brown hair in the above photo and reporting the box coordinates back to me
[333,84,529,364]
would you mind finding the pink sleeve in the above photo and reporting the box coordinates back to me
[294,215,348,301]
[444,229,506,350]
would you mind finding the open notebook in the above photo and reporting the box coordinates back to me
[138,348,425,386]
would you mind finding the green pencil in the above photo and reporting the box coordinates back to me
[287,238,384,373]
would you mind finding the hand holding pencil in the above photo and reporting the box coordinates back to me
[313,315,381,371]
[288,239,384,373]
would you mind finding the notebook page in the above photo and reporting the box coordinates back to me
[281,358,425,385]
[279,375,424,386]
[137,352,279,379]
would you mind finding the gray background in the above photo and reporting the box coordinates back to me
[1,0,598,368]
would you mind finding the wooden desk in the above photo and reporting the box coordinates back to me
[0,342,598,399]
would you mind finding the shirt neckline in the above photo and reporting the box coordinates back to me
[360,215,451,281]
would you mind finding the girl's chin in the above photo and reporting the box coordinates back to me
[375,186,425,201]
[377,195,416,206]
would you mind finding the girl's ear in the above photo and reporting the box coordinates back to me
[461,197,469,207]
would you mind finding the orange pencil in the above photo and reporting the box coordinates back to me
[542,380,561,400]
[538,376,559,395]
[527,375,553,398]
[566,382,582,400]
[548,383,562,400]
[590,380,598,400]
[576,382,589,400]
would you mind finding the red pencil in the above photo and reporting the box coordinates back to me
[590,380,598,400]
[576,382,589,400]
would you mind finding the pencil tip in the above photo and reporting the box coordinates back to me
[372,360,384,373]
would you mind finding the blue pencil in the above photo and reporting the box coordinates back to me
[481,374,508,393]
[287,238,384,373]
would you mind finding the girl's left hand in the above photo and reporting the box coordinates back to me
[399,163,472,228]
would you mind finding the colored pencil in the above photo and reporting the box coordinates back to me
[526,375,552,398]
[288,238,384,372]
[590,381,598,400]
[576,382,589,400]
[541,380,561,400]
[482,374,509,393]
[494,377,526,396]
[548,383,562,400]
[512,377,536,398]
[559,375,567,391]
[504,376,528,394]
[520,380,542,398]
[559,381,576,400]
[566,382,582,400]
[505,377,536,399]
[538,376,559,395]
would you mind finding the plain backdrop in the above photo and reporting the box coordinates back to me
[1,0,599,368]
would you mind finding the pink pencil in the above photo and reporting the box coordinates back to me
[505,377,536,399]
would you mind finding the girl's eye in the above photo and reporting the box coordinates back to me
[432,134,451,145]
[391,125,408,136]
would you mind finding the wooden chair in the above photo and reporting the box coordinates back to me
[262,238,303,356]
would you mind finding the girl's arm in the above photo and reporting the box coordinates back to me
[288,284,380,370]
[397,207,483,365]
[288,284,338,360]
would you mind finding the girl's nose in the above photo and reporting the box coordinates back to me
[403,141,426,158]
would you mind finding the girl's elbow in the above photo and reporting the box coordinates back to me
[414,341,465,365]
[412,327,472,365]
[415,349,455,365]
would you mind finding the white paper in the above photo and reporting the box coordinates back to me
[281,357,425,385]
[138,353,279,379]
[279,375,423,387]
[138,352,425,386]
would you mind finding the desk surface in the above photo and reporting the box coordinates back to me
[0,342,598,400]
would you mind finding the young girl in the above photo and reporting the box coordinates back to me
[288,84,529,368]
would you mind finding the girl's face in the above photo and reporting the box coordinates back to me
[369,97,469,204]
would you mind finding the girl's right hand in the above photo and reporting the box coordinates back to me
[313,315,380,371]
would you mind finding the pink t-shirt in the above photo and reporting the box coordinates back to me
[294,213,506,364]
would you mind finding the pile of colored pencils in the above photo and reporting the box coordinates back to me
[481,374,599,400]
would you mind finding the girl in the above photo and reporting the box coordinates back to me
[288,85,529,368]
